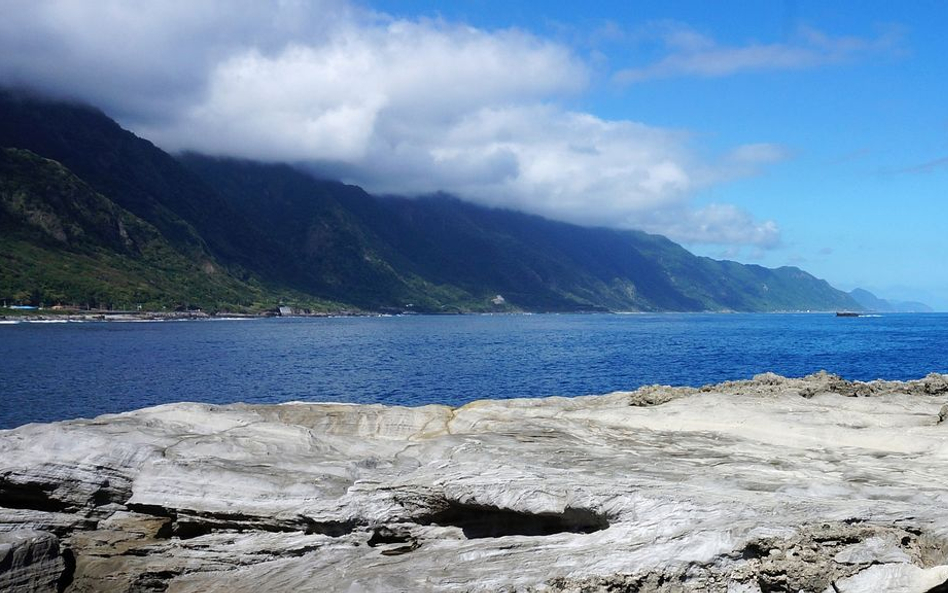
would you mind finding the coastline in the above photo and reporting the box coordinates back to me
[3,372,948,592]
[0,307,909,324]
[0,308,365,323]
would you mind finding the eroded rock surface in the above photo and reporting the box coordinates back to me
[2,372,948,592]
[0,530,66,592]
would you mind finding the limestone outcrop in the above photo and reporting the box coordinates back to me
[2,372,948,592]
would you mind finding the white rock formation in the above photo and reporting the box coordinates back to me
[2,372,948,592]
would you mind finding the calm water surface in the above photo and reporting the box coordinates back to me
[1,313,946,428]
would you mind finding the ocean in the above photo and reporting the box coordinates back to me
[1,312,946,429]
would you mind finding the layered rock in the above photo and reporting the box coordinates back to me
[2,372,948,592]
[0,530,66,592]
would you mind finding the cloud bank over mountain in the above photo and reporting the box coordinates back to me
[0,0,786,247]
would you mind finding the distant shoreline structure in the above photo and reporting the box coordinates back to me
[4,308,943,324]
[0,308,904,324]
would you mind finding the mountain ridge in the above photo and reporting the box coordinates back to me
[0,89,861,313]
[848,288,932,313]
[181,153,859,312]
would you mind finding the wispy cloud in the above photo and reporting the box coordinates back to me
[890,156,948,175]
[614,22,902,84]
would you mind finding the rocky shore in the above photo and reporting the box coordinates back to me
[3,372,948,592]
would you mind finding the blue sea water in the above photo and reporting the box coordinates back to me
[1,312,946,429]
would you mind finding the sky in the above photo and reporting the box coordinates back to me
[1,0,946,308]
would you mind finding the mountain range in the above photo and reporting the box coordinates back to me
[0,89,864,314]
[848,288,933,313]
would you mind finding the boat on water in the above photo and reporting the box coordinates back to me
[835,311,862,317]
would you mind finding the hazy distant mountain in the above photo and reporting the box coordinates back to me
[849,288,933,313]
[0,90,862,313]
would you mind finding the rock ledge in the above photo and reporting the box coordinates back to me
[2,372,948,592]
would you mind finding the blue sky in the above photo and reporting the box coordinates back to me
[1,1,946,307]
[369,0,948,307]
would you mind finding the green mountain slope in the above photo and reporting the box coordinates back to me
[175,156,474,311]
[1,90,861,313]
[183,155,860,312]
[0,148,275,310]
[0,90,307,290]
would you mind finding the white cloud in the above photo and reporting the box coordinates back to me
[0,0,786,248]
[342,105,698,222]
[0,0,361,120]
[145,19,587,161]
[637,203,781,249]
[614,22,902,83]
